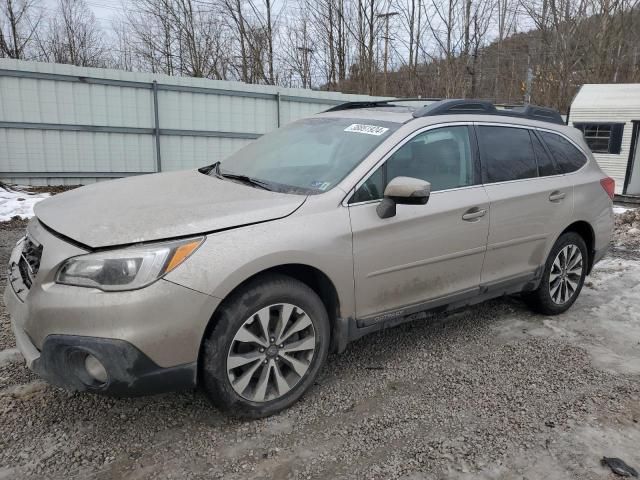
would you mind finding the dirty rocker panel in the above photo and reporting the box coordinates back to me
[346,270,542,340]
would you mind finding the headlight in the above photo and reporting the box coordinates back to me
[56,237,204,291]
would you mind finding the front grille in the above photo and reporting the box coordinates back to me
[18,256,33,288]
[18,236,43,289]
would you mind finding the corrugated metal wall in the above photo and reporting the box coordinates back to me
[568,83,640,194]
[0,59,383,185]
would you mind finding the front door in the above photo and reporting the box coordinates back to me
[348,125,490,323]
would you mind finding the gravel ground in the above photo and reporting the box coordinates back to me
[1,218,640,480]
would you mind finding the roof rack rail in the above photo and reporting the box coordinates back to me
[325,97,443,113]
[412,99,564,125]
[325,101,393,112]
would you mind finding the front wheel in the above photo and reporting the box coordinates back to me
[201,274,330,418]
[525,232,588,315]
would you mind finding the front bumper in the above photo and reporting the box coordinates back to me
[4,219,221,396]
[4,275,218,395]
[33,334,196,395]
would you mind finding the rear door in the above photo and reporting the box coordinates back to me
[348,124,490,323]
[477,124,574,287]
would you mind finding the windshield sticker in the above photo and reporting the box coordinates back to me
[344,124,389,136]
[311,180,331,191]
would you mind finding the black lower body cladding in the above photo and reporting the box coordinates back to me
[33,335,196,396]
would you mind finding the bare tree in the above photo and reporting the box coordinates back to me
[520,0,589,107]
[281,13,315,87]
[463,0,494,96]
[223,0,247,81]
[0,0,41,59]
[38,0,108,67]
[423,0,465,96]
[121,0,179,75]
[0,0,634,111]
[241,0,279,84]
[119,0,230,79]
[394,0,425,93]
[300,0,346,88]
[348,0,389,94]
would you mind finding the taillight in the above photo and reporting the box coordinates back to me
[600,177,615,200]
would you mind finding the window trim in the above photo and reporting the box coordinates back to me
[343,122,480,206]
[343,121,590,205]
[476,123,545,185]
[473,123,589,157]
[474,122,590,183]
[536,127,590,175]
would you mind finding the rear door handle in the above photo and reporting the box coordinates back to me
[549,191,566,202]
[462,208,487,221]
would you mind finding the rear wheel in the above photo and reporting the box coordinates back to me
[525,232,588,315]
[201,274,330,418]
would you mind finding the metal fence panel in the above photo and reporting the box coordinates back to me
[0,59,384,185]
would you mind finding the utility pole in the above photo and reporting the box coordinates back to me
[524,55,533,104]
[377,11,398,95]
[297,46,314,88]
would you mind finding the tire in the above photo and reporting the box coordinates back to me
[525,232,588,315]
[200,273,330,418]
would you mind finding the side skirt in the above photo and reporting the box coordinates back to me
[337,269,542,348]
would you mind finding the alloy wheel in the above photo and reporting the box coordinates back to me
[549,244,583,305]
[226,303,316,402]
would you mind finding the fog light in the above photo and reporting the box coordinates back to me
[84,354,108,383]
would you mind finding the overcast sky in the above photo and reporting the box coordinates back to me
[43,0,126,30]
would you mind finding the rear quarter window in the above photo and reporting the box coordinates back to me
[531,131,559,176]
[539,131,587,173]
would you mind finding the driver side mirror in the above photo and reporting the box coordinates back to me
[376,176,431,219]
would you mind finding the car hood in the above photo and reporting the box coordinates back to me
[34,170,306,248]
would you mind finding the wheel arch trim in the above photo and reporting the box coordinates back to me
[559,220,596,273]
[197,261,349,375]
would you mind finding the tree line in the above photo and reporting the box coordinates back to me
[1,0,639,111]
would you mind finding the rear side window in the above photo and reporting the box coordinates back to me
[477,126,538,183]
[531,131,558,176]
[539,131,587,173]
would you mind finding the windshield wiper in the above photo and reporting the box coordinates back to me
[214,163,274,191]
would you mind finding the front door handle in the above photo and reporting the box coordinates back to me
[462,208,487,221]
[549,191,566,202]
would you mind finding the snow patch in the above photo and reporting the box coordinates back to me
[0,380,48,400]
[0,348,23,367]
[493,257,640,375]
[0,187,50,222]
[613,206,635,214]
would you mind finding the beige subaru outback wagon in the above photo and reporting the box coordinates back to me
[5,99,614,417]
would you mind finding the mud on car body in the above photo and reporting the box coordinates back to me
[5,99,614,417]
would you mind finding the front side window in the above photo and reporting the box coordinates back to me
[539,131,587,173]
[573,123,624,154]
[208,117,399,194]
[478,126,538,183]
[350,126,475,203]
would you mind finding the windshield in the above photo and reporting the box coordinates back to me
[209,117,400,194]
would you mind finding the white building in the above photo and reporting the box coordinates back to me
[568,83,640,197]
